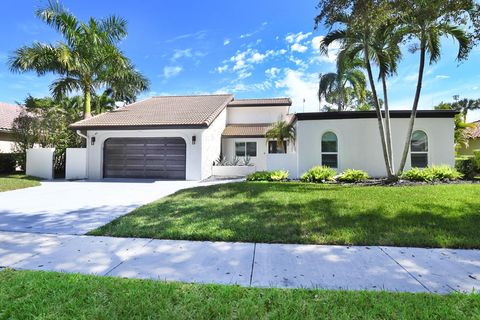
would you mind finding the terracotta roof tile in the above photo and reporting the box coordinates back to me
[0,102,24,132]
[70,94,234,130]
[228,98,291,107]
[222,123,272,137]
[468,122,480,139]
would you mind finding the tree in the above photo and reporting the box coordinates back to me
[9,0,149,119]
[318,52,367,111]
[318,0,397,179]
[265,121,296,154]
[396,0,474,174]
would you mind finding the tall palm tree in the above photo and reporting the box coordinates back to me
[396,0,471,173]
[318,52,367,111]
[265,121,296,154]
[9,0,149,119]
[320,5,396,179]
[452,98,480,122]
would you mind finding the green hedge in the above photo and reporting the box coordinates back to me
[401,165,462,182]
[246,170,289,182]
[300,166,336,183]
[0,153,17,174]
[337,169,369,183]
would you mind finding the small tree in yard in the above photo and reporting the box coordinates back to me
[265,121,296,154]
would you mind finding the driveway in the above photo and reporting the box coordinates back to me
[0,179,204,234]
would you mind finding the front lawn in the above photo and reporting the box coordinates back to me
[1,269,479,319]
[0,174,41,192]
[90,182,480,248]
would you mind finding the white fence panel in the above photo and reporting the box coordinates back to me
[26,148,55,180]
[65,148,87,180]
[266,153,298,178]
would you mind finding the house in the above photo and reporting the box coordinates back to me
[457,120,480,156]
[0,102,24,153]
[70,94,457,180]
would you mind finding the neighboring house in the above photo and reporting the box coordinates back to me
[457,120,480,156]
[70,94,457,180]
[0,102,23,153]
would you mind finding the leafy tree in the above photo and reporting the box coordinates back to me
[318,52,367,111]
[9,0,149,119]
[265,121,296,154]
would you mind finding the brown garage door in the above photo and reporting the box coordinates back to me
[103,137,186,179]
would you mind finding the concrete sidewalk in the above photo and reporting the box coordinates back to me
[1,230,479,294]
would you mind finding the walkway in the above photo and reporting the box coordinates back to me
[1,230,478,294]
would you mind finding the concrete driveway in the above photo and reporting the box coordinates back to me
[0,179,204,235]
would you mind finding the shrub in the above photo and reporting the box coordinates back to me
[0,153,17,174]
[246,171,271,181]
[269,170,289,181]
[455,157,476,180]
[337,169,369,183]
[473,150,480,172]
[401,166,462,182]
[300,166,336,183]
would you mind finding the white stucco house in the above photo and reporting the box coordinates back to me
[69,94,457,180]
[0,102,24,153]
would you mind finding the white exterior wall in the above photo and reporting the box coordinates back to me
[296,117,455,178]
[201,108,227,179]
[0,132,15,153]
[85,128,206,180]
[227,106,289,124]
[65,148,87,180]
[26,148,55,180]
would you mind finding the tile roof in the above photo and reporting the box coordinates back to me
[228,98,291,107]
[70,94,234,130]
[0,102,24,132]
[222,123,273,137]
[468,122,480,139]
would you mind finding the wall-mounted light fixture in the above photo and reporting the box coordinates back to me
[91,137,96,146]
[192,135,196,145]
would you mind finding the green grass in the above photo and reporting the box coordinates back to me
[90,182,480,249]
[0,269,479,320]
[0,174,40,192]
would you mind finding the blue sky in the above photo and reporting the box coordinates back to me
[0,0,479,121]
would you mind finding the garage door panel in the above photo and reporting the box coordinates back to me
[103,137,186,179]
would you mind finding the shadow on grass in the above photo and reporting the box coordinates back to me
[91,182,480,249]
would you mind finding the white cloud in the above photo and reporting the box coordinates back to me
[435,75,450,79]
[166,30,207,43]
[472,86,479,90]
[275,69,320,112]
[291,43,308,53]
[223,39,231,46]
[216,65,228,73]
[240,21,268,39]
[285,32,312,44]
[404,73,418,82]
[265,67,281,78]
[249,52,267,63]
[171,49,192,61]
[163,66,183,78]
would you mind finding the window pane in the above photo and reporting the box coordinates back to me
[411,131,428,152]
[235,142,245,157]
[246,142,257,157]
[411,153,428,168]
[322,154,338,168]
[322,132,338,152]
[268,141,287,154]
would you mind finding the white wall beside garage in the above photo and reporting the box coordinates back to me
[26,148,55,180]
[201,108,227,178]
[65,148,87,180]
[296,117,455,178]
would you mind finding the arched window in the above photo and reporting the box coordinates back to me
[321,132,338,168]
[411,130,428,168]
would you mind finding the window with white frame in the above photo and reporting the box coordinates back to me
[321,132,338,168]
[235,142,257,157]
[411,130,428,168]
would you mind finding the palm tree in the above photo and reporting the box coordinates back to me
[9,0,149,119]
[452,98,480,122]
[396,0,471,174]
[265,121,296,154]
[320,7,396,179]
[318,52,367,111]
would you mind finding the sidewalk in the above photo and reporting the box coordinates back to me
[1,230,479,294]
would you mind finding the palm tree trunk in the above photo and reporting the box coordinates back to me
[83,86,92,119]
[397,39,426,174]
[364,45,394,178]
[382,75,394,173]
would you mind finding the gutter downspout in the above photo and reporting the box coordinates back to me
[76,130,87,140]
